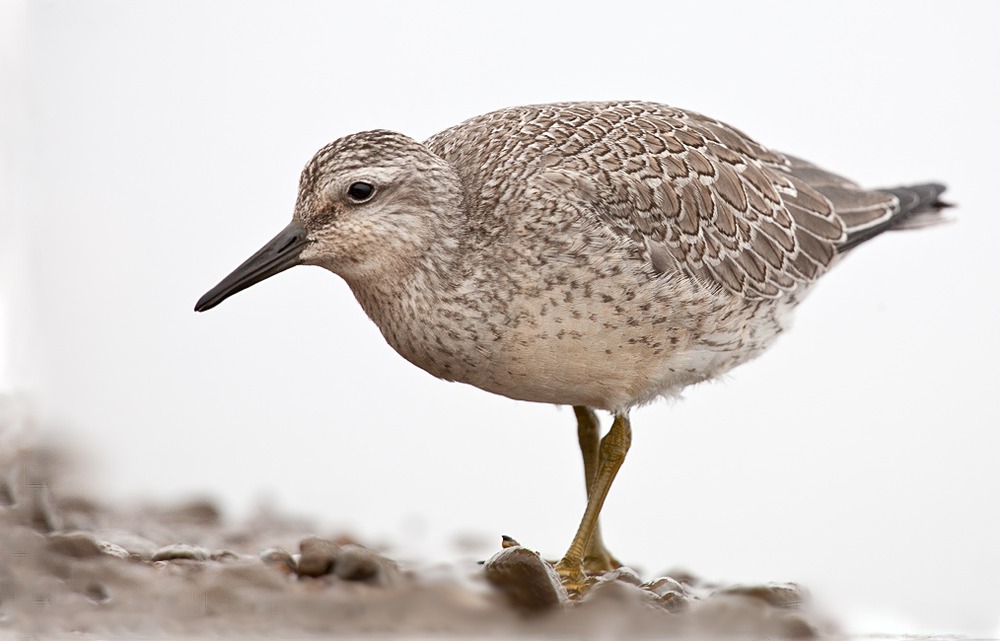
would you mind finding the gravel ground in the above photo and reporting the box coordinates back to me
[1,432,842,639]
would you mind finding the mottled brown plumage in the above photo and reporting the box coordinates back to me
[196,100,947,592]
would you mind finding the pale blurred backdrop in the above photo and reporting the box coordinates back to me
[3,0,999,635]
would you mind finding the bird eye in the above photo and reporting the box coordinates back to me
[347,182,375,202]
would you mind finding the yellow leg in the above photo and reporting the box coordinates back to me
[573,406,622,574]
[555,411,632,595]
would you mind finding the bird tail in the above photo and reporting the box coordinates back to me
[837,183,950,253]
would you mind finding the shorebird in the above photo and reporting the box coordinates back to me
[195,101,946,593]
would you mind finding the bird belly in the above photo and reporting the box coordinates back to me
[477,326,734,411]
[362,262,796,413]
[413,282,786,413]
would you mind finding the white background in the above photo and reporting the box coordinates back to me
[3,1,999,635]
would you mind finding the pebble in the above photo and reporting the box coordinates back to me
[259,548,296,574]
[598,566,644,586]
[655,589,690,613]
[210,549,241,562]
[96,540,131,560]
[151,543,212,562]
[295,536,341,577]
[333,544,398,585]
[293,537,397,585]
[47,532,102,558]
[660,567,700,587]
[92,530,160,560]
[581,576,656,607]
[482,545,569,612]
[641,576,687,596]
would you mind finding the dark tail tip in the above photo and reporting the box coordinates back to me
[878,183,949,214]
[837,182,950,253]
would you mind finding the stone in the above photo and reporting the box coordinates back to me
[210,549,241,562]
[259,548,296,574]
[641,576,687,596]
[655,590,690,613]
[47,532,101,558]
[151,543,211,562]
[92,530,159,560]
[599,566,644,586]
[482,545,568,612]
[295,536,341,577]
[96,540,131,560]
[333,545,397,585]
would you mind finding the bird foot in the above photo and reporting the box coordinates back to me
[552,558,596,599]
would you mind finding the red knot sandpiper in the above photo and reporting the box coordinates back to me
[195,101,947,594]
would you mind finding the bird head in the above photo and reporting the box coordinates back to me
[195,130,461,312]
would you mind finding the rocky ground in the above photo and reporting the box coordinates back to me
[1,434,834,639]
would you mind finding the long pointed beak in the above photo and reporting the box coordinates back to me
[195,220,309,312]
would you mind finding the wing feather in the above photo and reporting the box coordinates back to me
[429,101,940,298]
[542,107,858,298]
